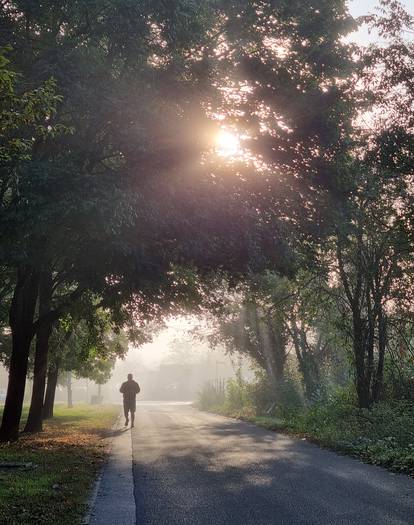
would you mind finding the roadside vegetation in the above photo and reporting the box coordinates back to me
[198,374,414,476]
[0,405,119,525]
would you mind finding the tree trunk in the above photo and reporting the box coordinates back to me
[267,321,287,383]
[291,322,323,402]
[0,267,39,442]
[43,361,59,419]
[67,372,73,408]
[24,272,53,433]
[372,310,387,403]
[352,315,371,409]
[355,357,371,409]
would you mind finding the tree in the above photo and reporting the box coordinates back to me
[205,0,356,238]
[43,307,129,416]
[2,0,409,443]
[2,0,288,441]
[0,0,220,440]
[42,329,71,419]
[282,271,349,400]
[24,290,128,431]
[205,0,413,409]
[0,48,67,439]
[325,1,414,407]
[200,275,290,403]
[23,271,53,431]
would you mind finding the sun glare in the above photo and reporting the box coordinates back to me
[216,130,241,157]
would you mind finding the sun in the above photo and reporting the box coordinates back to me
[216,130,241,157]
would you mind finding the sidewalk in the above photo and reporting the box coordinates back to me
[87,416,136,525]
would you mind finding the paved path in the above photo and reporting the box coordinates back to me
[132,404,414,525]
[89,417,135,525]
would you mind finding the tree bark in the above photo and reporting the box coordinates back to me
[290,321,321,401]
[0,266,39,442]
[67,371,73,408]
[372,310,387,403]
[24,271,53,433]
[43,360,59,419]
[352,313,371,409]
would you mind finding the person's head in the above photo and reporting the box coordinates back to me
[127,373,133,381]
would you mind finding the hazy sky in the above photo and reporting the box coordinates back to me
[349,0,380,17]
[349,0,413,17]
[122,317,214,370]
[348,0,414,44]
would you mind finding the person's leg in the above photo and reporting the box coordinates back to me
[130,400,136,427]
[124,402,129,426]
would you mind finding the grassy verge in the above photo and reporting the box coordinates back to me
[0,404,120,525]
[204,399,414,476]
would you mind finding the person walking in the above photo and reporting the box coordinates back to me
[120,373,140,427]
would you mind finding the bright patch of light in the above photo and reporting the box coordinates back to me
[216,130,241,157]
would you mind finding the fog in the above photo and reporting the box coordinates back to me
[0,316,252,406]
[106,318,235,404]
[50,317,251,406]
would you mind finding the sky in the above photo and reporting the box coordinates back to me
[115,316,233,372]
[129,317,199,370]
[348,0,414,44]
[349,0,414,17]
[349,0,382,17]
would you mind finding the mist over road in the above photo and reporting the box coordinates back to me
[132,404,414,525]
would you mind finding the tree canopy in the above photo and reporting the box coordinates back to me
[0,0,413,440]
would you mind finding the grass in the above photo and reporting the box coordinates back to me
[0,404,120,525]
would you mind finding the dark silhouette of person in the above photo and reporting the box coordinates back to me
[120,373,140,427]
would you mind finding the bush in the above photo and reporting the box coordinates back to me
[224,377,253,412]
[236,369,304,417]
[285,391,414,475]
[334,400,414,474]
[382,357,414,401]
[197,382,225,411]
[276,378,304,417]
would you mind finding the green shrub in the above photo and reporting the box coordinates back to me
[382,357,414,401]
[248,370,275,413]
[197,382,225,411]
[277,378,304,417]
[285,393,414,475]
[225,377,251,410]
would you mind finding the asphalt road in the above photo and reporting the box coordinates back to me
[132,404,414,525]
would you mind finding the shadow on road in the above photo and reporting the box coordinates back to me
[131,405,414,525]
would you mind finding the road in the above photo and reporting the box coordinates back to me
[132,403,414,525]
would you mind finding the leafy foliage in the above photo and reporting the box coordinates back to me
[0,0,413,448]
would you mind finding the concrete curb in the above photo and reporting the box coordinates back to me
[83,469,104,525]
[83,412,124,525]
[86,411,136,525]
